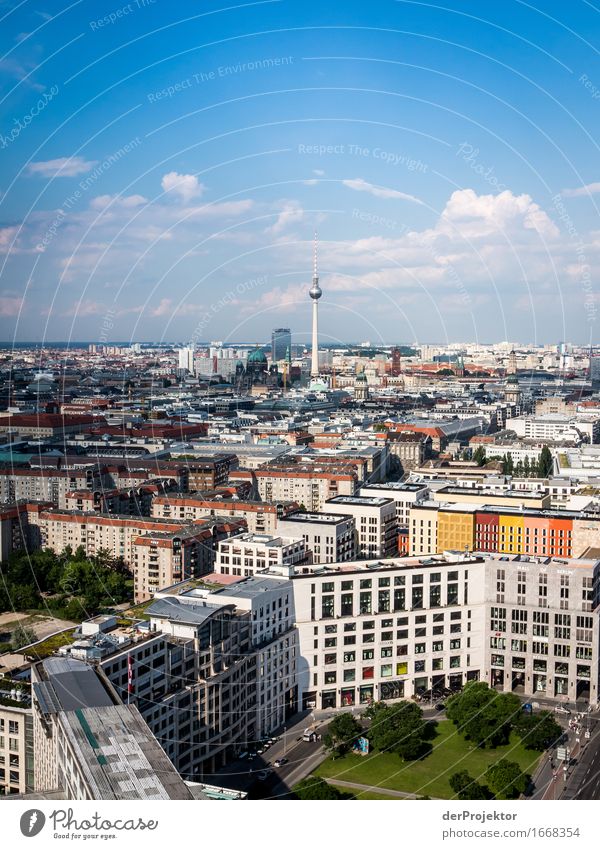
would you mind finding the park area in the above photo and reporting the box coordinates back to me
[314,719,541,799]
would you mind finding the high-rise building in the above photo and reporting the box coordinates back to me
[178,345,195,373]
[272,327,291,362]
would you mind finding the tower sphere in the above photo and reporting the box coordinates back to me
[309,281,322,299]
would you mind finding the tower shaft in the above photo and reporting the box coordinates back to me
[311,297,319,377]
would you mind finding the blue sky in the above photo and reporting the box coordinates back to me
[0,0,599,346]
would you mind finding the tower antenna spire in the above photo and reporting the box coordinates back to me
[309,231,323,379]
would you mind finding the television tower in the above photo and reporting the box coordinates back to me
[309,232,322,378]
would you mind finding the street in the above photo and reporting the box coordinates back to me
[210,711,329,799]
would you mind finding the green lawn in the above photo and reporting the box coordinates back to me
[315,720,540,799]
[329,784,399,800]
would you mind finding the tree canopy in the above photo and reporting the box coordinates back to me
[293,777,347,800]
[445,682,522,748]
[514,711,562,751]
[323,712,362,759]
[485,759,529,799]
[364,700,432,760]
[449,770,492,800]
[0,547,131,621]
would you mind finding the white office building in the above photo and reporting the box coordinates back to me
[359,482,429,528]
[277,511,356,564]
[326,494,397,558]
[215,532,308,577]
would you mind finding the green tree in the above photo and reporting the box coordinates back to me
[449,770,491,800]
[472,446,486,466]
[365,700,431,760]
[10,624,37,650]
[538,446,554,478]
[323,712,362,759]
[445,682,522,748]
[485,759,528,799]
[503,452,514,475]
[523,456,530,477]
[293,777,346,799]
[514,711,562,751]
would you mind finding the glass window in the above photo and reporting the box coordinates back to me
[362,666,374,679]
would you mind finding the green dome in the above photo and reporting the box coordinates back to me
[247,348,267,364]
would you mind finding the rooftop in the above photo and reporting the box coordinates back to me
[34,657,114,714]
[61,704,196,800]
[326,494,394,506]
[278,511,353,524]
[146,596,231,625]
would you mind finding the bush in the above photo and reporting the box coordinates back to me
[10,625,37,650]
[293,777,346,800]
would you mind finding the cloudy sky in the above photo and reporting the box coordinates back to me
[0,0,599,347]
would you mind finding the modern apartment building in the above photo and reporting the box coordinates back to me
[277,511,357,564]
[215,532,308,577]
[408,502,600,559]
[510,413,600,444]
[326,494,397,558]
[359,482,429,528]
[213,575,298,735]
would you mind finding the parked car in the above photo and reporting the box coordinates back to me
[256,769,273,781]
[273,758,288,768]
[554,705,571,715]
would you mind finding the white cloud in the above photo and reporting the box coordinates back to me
[562,182,600,198]
[28,157,98,177]
[0,226,18,252]
[90,194,148,210]
[342,177,425,206]
[439,189,559,239]
[161,172,204,203]
[267,200,304,234]
[150,298,172,317]
[0,296,23,316]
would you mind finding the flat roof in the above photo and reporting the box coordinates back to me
[212,575,290,600]
[327,495,394,506]
[361,482,427,492]
[147,596,230,625]
[279,511,352,524]
[37,657,114,713]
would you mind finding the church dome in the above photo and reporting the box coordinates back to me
[247,348,267,365]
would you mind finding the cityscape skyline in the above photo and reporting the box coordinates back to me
[2,0,600,819]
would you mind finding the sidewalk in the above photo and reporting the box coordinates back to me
[324,778,442,799]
